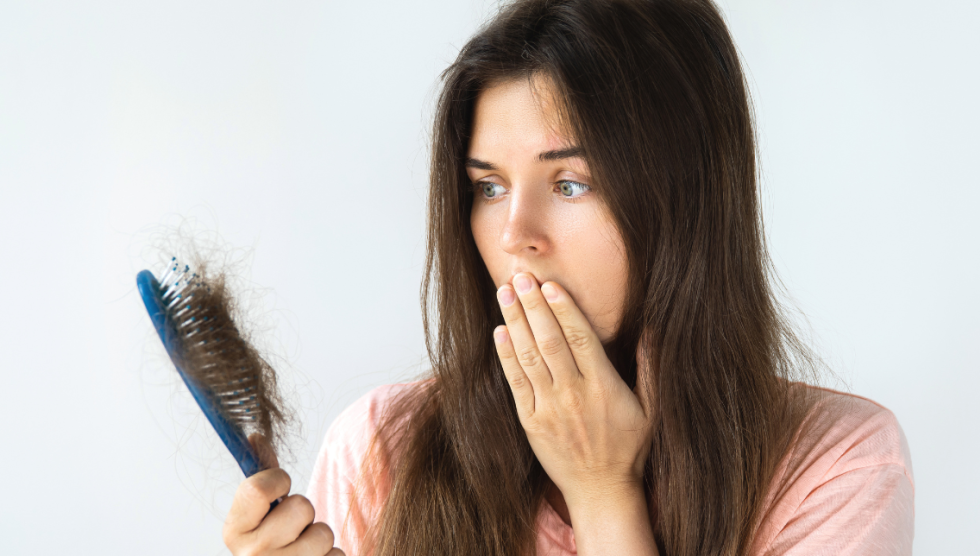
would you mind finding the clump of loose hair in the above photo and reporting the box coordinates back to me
[147,223,297,463]
[168,258,292,455]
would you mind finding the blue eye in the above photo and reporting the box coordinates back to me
[473,181,506,199]
[557,180,590,198]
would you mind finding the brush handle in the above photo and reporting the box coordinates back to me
[137,270,279,511]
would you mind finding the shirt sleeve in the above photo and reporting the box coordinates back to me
[755,390,916,556]
[763,464,914,555]
[305,386,393,556]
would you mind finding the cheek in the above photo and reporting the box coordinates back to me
[558,206,626,278]
[562,216,628,335]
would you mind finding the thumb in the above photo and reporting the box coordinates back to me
[248,433,279,470]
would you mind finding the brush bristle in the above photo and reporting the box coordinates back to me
[157,257,286,446]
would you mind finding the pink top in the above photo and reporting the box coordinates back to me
[307,380,914,555]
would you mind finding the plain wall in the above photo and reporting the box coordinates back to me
[1,0,976,554]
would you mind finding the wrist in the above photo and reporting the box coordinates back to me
[563,474,644,510]
[566,485,658,556]
[565,479,647,523]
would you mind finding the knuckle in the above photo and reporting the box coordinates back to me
[537,335,565,357]
[550,299,570,313]
[589,382,610,403]
[296,495,315,523]
[244,469,289,502]
[238,478,264,502]
[550,302,573,322]
[517,345,542,368]
[274,468,292,493]
[312,522,336,547]
[507,370,527,390]
[558,388,584,413]
[255,468,292,502]
[283,495,314,523]
[521,296,544,311]
[564,327,593,351]
[520,413,540,431]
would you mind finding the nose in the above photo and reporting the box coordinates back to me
[499,184,550,255]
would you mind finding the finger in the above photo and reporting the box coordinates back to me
[253,494,315,549]
[497,283,553,389]
[537,281,610,383]
[493,325,536,418]
[280,521,337,556]
[224,467,291,538]
[511,273,581,386]
[249,433,279,470]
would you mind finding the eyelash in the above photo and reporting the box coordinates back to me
[470,180,592,202]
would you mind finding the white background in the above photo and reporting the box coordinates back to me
[1,1,976,554]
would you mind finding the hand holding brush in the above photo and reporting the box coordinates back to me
[223,434,345,556]
[137,258,344,555]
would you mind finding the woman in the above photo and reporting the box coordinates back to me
[223,0,914,554]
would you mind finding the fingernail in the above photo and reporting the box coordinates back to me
[498,286,516,306]
[514,274,532,294]
[494,326,509,343]
[541,283,558,301]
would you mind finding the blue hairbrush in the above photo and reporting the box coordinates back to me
[137,258,287,506]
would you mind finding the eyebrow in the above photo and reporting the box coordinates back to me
[465,146,585,171]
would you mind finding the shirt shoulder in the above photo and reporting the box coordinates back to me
[306,379,432,556]
[751,385,915,555]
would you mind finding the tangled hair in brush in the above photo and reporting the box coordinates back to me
[173,258,293,456]
[148,224,297,461]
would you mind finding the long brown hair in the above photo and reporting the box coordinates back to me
[358,1,821,554]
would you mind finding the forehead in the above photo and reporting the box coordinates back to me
[468,76,575,156]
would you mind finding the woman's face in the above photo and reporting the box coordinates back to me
[467,76,628,343]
